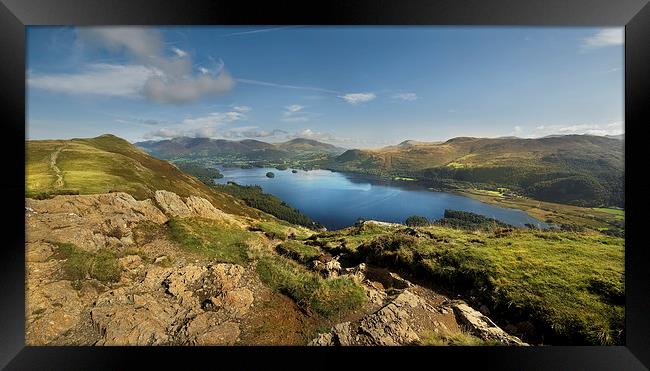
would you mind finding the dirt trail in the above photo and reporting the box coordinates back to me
[49,146,65,188]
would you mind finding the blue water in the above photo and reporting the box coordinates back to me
[215,167,547,230]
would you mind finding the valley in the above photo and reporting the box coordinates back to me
[25,134,625,346]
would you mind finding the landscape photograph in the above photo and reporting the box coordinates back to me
[25,26,624,346]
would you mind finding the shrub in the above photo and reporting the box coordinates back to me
[276,241,321,263]
[256,255,366,316]
[405,215,431,227]
[51,241,121,284]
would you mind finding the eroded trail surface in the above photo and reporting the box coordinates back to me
[49,146,65,188]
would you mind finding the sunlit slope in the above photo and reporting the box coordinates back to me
[26,134,263,217]
[332,135,624,207]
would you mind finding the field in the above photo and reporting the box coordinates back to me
[460,189,624,234]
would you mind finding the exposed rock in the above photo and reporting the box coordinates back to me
[312,258,342,278]
[210,288,254,318]
[154,190,193,217]
[25,192,167,251]
[310,290,423,346]
[119,255,143,270]
[451,302,528,345]
[25,280,86,345]
[186,313,240,345]
[185,196,228,220]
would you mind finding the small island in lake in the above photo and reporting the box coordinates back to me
[266,171,275,178]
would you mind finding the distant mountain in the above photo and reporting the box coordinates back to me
[276,138,343,154]
[135,137,345,160]
[606,134,624,140]
[331,134,624,207]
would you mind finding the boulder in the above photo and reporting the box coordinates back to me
[309,290,423,346]
[154,190,192,217]
[451,302,528,345]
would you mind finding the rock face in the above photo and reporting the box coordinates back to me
[451,302,528,346]
[154,190,241,225]
[26,192,167,251]
[309,290,424,346]
[87,263,254,346]
[154,190,193,217]
[25,190,252,346]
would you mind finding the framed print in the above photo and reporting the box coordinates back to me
[1,0,649,369]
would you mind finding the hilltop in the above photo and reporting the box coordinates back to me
[26,134,269,218]
[330,135,624,207]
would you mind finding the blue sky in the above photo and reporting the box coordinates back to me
[27,26,624,148]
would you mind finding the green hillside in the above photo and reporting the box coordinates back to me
[308,221,624,345]
[26,134,265,218]
[330,135,624,207]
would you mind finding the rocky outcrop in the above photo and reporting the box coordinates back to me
[154,190,241,225]
[26,192,167,251]
[310,290,425,345]
[451,302,528,346]
[154,190,193,217]
[88,263,254,346]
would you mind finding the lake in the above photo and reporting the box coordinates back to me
[215,167,548,230]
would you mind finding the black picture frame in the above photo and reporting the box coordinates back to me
[1,0,648,369]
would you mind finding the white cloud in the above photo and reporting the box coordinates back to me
[532,121,623,137]
[28,64,158,98]
[285,104,304,113]
[582,28,624,48]
[289,129,335,141]
[222,127,287,139]
[340,92,376,105]
[220,26,301,37]
[143,127,184,139]
[232,105,252,113]
[282,104,310,122]
[237,78,340,94]
[512,126,523,136]
[393,93,418,101]
[143,72,235,104]
[181,110,247,127]
[77,27,163,59]
[29,27,236,104]
[171,47,187,58]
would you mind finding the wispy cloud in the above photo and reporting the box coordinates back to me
[143,108,249,139]
[237,78,340,94]
[582,28,624,49]
[532,121,623,137]
[392,92,418,101]
[181,110,247,126]
[28,64,158,98]
[288,128,335,142]
[171,47,187,58]
[30,27,235,104]
[222,127,287,139]
[220,26,302,37]
[232,105,252,113]
[282,104,310,122]
[340,92,376,105]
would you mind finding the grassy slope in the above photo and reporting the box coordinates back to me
[26,134,268,218]
[310,223,625,345]
[334,136,622,172]
[330,135,624,208]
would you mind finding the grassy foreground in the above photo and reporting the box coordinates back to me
[310,223,624,345]
[166,217,366,317]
